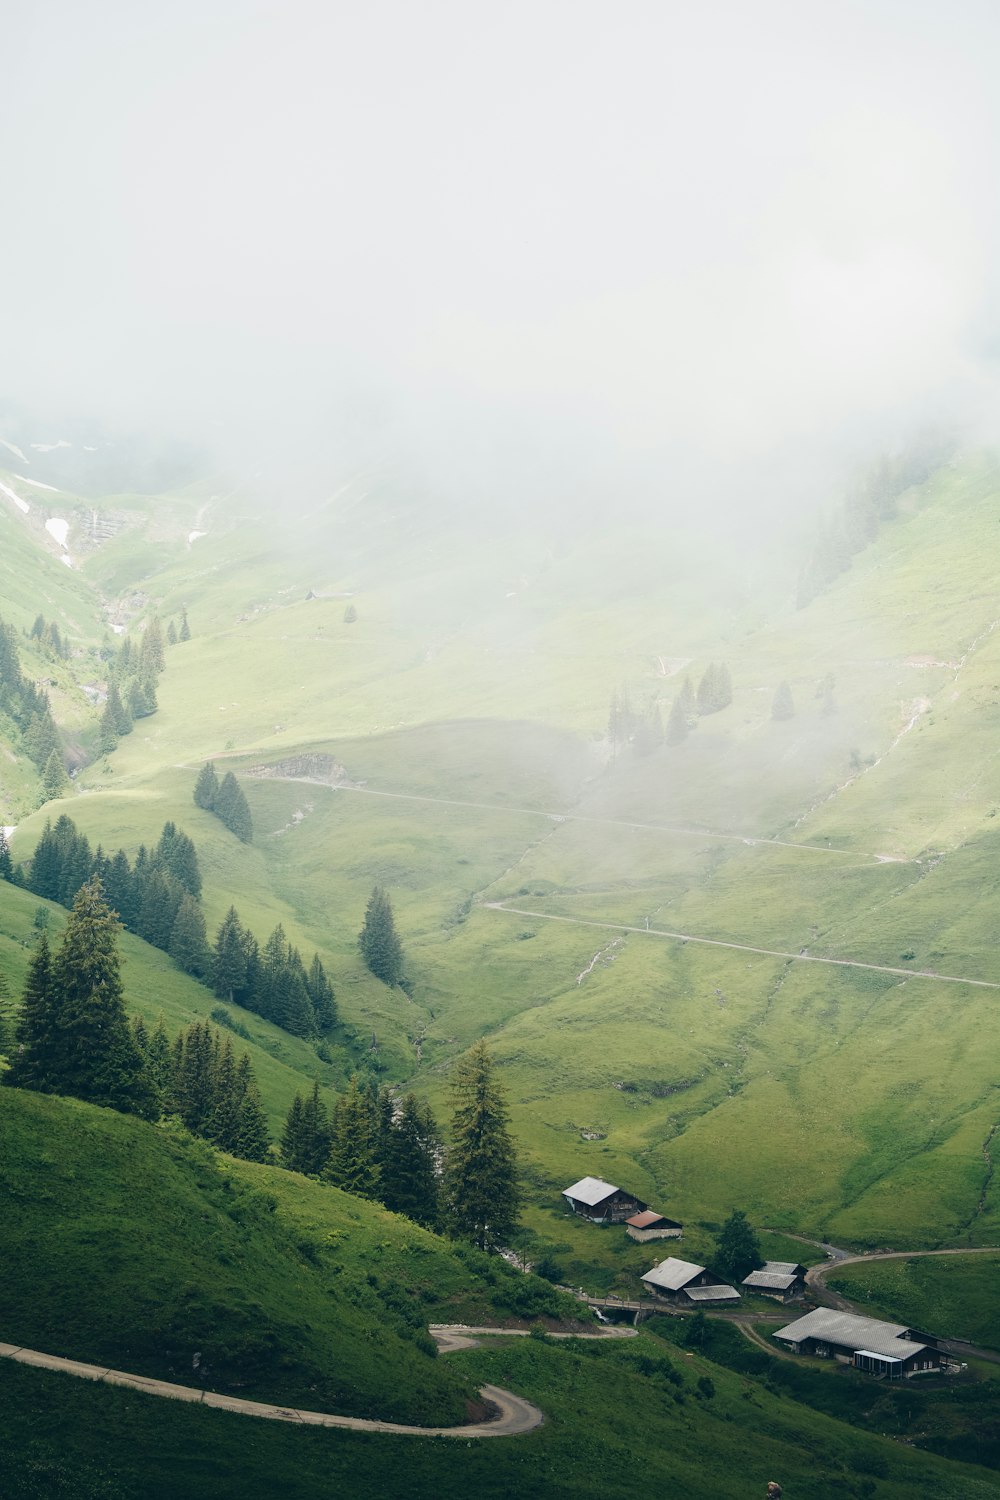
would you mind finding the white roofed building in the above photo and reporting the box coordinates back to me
[641,1256,740,1304]
[562,1177,647,1224]
[774,1308,943,1378]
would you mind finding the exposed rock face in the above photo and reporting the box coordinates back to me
[247,754,351,784]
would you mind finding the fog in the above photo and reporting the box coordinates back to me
[5,0,1000,518]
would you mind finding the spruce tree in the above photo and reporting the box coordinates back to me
[173,1021,220,1135]
[168,893,210,977]
[444,1041,519,1252]
[179,609,191,642]
[233,1053,270,1162]
[713,1209,763,1283]
[358,885,403,985]
[306,953,337,1031]
[5,934,58,1090]
[0,827,14,882]
[194,761,220,811]
[166,619,178,646]
[49,878,157,1118]
[139,617,165,676]
[106,680,132,737]
[214,772,253,843]
[324,1077,381,1198]
[42,749,70,802]
[212,908,247,1003]
[381,1092,440,1227]
[299,1080,332,1173]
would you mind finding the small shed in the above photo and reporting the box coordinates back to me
[562,1177,647,1224]
[741,1262,807,1301]
[626,1210,684,1243]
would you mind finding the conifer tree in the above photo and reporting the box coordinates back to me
[0,827,12,883]
[713,1209,763,1283]
[168,892,210,977]
[98,702,119,755]
[445,1041,519,1252]
[194,761,220,811]
[358,885,403,985]
[166,619,178,646]
[214,772,253,843]
[233,1053,270,1162]
[212,907,247,1003]
[306,953,337,1031]
[173,1021,220,1135]
[324,1076,381,1198]
[145,1018,175,1093]
[41,879,157,1118]
[5,934,58,1090]
[380,1092,441,1227]
[106,680,132,737]
[42,749,70,802]
[179,609,191,642]
[139,617,165,676]
[281,1093,306,1169]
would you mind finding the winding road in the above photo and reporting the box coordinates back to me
[0,1325,635,1437]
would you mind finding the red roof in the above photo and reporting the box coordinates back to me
[627,1210,665,1229]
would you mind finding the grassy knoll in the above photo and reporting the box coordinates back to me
[0,1087,579,1424]
[827,1255,1000,1350]
[2,1324,998,1500]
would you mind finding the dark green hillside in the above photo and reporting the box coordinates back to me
[0,1087,492,1424]
[1,1322,997,1500]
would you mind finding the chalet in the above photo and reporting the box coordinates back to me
[626,1210,684,1243]
[562,1177,647,1224]
[741,1261,807,1302]
[774,1308,943,1378]
[640,1257,740,1305]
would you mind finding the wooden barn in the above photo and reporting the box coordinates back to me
[562,1176,647,1224]
[741,1261,807,1301]
[640,1257,740,1305]
[774,1309,943,1378]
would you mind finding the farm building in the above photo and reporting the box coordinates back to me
[562,1177,647,1224]
[741,1262,807,1301]
[626,1210,683,1243]
[773,1308,943,1378]
[640,1257,740,1304]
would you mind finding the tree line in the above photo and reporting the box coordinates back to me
[2,877,520,1251]
[4,876,269,1160]
[280,1039,519,1251]
[4,813,337,1041]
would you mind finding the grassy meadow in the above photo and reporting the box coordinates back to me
[3,448,1000,1492]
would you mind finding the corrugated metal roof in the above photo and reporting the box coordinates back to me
[774,1308,928,1360]
[640,1257,706,1291]
[627,1210,673,1229]
[562,1176,620,1206]
[742,1270,798,1291]
[758,1261,805,1277]
[685,1284,741,1302]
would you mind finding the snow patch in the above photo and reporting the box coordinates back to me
[13,473,61,493]
[1,825,15,840]
[0,480,29,514]
[188,529,206,544]
[0,438,27,462]
[60,554,74,568]
[30,440,72,452]
[46,517,70,549]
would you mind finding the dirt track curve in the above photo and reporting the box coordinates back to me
[0,1326,635,1437]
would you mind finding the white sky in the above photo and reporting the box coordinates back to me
[4,0,1000,508]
